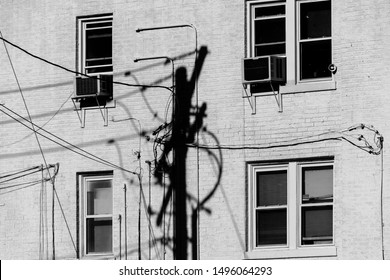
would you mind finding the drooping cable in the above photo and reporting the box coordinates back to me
[0,90,74,148]
[51,165,77,254]
[0,180,48,196]
[1,29,57,259]
[0,105,137,175]
[0,165,41,180]
[380,136,385,260]
[0,35,173,93]
[0,178,49,190]
[0,168,43,184]
[138,176,162,260]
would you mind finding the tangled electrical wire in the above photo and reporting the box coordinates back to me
[144,123,383,156]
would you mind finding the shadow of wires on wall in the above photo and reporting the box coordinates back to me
[151,46,224,259]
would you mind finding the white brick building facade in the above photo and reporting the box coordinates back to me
[0,0,389,260]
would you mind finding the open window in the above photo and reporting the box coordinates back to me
[73,14,115,127]
[78,14,113,75]
[252,2,286,57]
[246,0,334,89]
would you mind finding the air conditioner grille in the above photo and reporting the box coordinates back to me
[76,76,98,96]
[243,57,270,82]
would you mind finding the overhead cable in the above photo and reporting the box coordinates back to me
[0,35,173,93]
[0,105,138,175]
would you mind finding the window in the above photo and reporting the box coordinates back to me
[247,160,336,259]
[247,0,333,86]
[255,168,288,246]
[77,14,113,75]
[78,173,113,257]
[300,164,333,245]
[252,2,286,57]
[298,0,331,80]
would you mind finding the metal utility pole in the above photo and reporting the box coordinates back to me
[124,184,128,260]
[118,214,122,260]
[138,175,142,260]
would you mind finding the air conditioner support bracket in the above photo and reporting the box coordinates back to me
[242,84,256,114]
[71,94,116,128]
[242,83,283,114]
[274,89,283,113]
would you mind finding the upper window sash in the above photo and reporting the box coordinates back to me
[78,15,113,75]
[249,1,286,57]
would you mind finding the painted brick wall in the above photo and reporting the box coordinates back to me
[0,0,389,260]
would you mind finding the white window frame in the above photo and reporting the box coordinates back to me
[77,14,113,75]
[79,174,114,258]
[246,160,336,259]
[298,162,334,247]
[252,164,289,249]
[246,0,335,93]
[296,0,332,83]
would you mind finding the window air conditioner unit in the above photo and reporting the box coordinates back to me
[241,56,286,85]
[75,75,113,100]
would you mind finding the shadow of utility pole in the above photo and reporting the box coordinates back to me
[154,46,208,260]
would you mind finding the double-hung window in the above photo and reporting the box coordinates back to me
[77,14,113,75]
[247,0,333,86]
[298,0,332,80]
[79,173,113,257]
[247,160,336,259]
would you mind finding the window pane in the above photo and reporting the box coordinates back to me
[302,206,332,245]
[300,39,331,79]
[256,170,287,207]
[255,5,285,18]
[86,22,112,29]
[86,218,112,253]
[87,179,112,215]
[256,209,287,246]
[86,28,112,60]
[300,0,331,39]
[255,43,285,57]
[87,66,113,74]
[302,165,333,203]
[255,18,285,45]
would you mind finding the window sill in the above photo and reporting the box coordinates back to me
[243,80,337,99]
[80,253,115,260]
[280,80,336,94]
[244,246,337,259]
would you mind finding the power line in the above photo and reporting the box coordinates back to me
[0,179,48,196]
[0,35,173,93]
[0,179,49,190]
[0,90,74,148]
[1,29,54,182]
[0,105,138,175]
[0,165,41,180]
[2,31,61,259]
[0,164,56,184]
